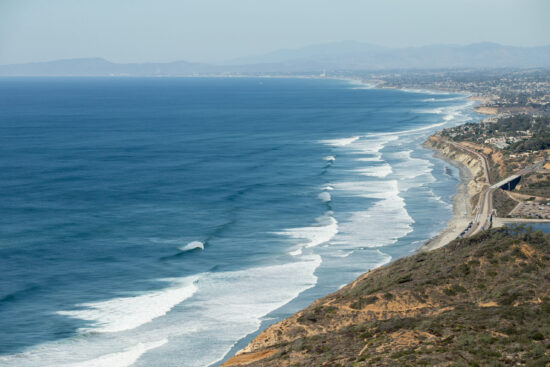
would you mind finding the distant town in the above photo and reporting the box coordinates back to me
[381,68,550,224]
[369,68,550,115]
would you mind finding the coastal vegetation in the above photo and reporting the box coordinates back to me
[492,188,518,217]
[441,115,550,155]
[223,226,550,366]
[222,66,550,366]
[372,69,550,115]
[435,114,550,217]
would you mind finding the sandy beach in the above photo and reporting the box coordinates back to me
[419,147,475,252]
[420,138,550,252]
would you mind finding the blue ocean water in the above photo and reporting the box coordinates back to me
[0,77,476,366]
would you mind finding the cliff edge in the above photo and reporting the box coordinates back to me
[223,227,550,366]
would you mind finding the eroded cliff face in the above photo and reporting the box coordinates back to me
[424,135,486,209]
[222,228,550,366]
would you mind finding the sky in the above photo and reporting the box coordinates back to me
[0,0,549,65]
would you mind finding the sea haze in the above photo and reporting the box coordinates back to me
[0,77,477,366]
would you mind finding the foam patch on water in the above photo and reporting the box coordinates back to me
[387,150,435,191]
[134,255,324,367]
[345,79,376,90]
[288,248,303,256]
[373,249,393,267]
[323,155,336,162]
[356,156,382,162]
[57,277,199,333]
[423,96,463,102]
[401,88,450,95]
[331,250,354,258]
[352,164,392,178]
[3,257,322,367]
[334,180,414,247]
[427,188,453,209]
[178,241,204,252]
[419,107,444,114]
[278,212,338,256]
[349,135,398,155]
[317,192,332,202]
[319,136,360,147]
[68,339,167,367]
[415,102,474,127]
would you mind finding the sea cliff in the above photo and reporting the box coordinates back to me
[419,136,487,251]
[222,132,550,366]
[222,227,550,366]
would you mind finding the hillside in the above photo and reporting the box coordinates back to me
[223,227,550,366]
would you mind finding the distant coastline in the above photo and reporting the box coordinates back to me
[222,74,550,364]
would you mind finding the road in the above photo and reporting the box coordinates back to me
[442,138,543,237]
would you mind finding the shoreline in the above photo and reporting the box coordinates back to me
[220,77,550,365]
[419,131,550,252]
[418,145,475,252]
[221,87,479,365]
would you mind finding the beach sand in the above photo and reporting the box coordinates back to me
[419,149,474,252]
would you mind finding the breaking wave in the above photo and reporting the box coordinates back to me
[178,241,204,252]
[57,277,199,333]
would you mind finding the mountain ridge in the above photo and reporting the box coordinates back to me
[1,42,550,76]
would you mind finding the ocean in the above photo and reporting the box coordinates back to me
[0,77,476,366]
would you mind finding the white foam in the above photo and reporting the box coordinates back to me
[323,155,336,162]
[68,339,167,367]
[416,101,474,127]
[57,277,199,333]
[356,156,382,162]
[334,180,414,247]
[373,250,393,267]
[348,135,398,155]
[288,248,303,256]
[395,121,447,135]
[278,212,338,255]
[2,256,323,367]
[366,121,446,139]
[322,185,334,191]
[419,107,444,114]
[161,255,323,367]
[317,191,332,202]
[387,150,435,190]
[400,88,451,95]
[178,241,204,252]
[320,136,360,147]
[353,164,392,178]
[427,188,452,209]
[345,79,376,90]
[331,250,354,258]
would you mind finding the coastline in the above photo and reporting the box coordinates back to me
[220,87,480,365]
[418,145,474,251]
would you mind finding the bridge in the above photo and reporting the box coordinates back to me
[442,138,545,238]
[490,174,521,191]
[490,162,544,190]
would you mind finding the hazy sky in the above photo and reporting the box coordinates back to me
[1,0,549,65]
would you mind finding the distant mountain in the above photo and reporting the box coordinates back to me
[0,58,218,76]
[230,42,550,71]
[1,42,549,76]
[226,40,387,65]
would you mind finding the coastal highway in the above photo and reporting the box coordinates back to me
[438,138,492,237]
[442,138,543,237]
[468,161,543,236]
